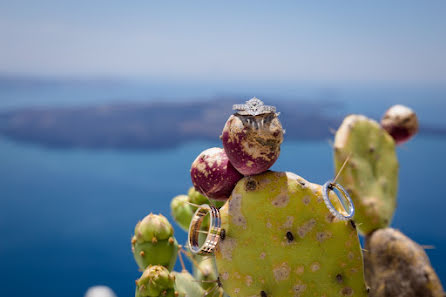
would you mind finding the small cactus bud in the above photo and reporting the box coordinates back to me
[187,187,209,205]
[135,265,176,297]
[170,195,195,231]
[135,214,173,243]
[132,214,178,271]
[187,186,226,208]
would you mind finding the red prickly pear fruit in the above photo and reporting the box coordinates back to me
[190,147,242,200]
[381,104,418,145]
[221,112,283,176]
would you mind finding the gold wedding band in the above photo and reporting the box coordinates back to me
[188,204,222,255]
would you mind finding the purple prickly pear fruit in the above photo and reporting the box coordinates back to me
[381,105,418,144]
[190,147,242,200]
[221,102,283,176]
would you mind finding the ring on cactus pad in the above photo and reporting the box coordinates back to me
[188,204,222,255]
[322,181,355,220]
[233,97,276,116]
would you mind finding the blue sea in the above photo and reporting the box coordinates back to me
[0,80,445,297]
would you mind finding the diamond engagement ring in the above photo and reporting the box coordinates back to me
[233,97,276,116]
[188,204,222,255]
[322,181,355,221]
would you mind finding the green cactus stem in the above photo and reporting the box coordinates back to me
[135,265,176,297]
[333,114,398,235]
[215,171,367,297]
[132,213,178,271]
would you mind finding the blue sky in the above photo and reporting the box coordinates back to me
[0,1,445,84]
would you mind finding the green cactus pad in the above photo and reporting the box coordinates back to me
[132,214,178,271]
[188,187,226,208]
[334,115,398,235]
[194,257,219,289]
[174,270,205,297]
[171,195,195,231]
[190,257,224,296]
[132,238,178,271]
[215,171,367,297]
[135,265,176,297]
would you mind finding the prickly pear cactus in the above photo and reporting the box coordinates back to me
[171,195,196,232]
[215,171,367,297]
[171,186,227,232]
[132,213,179,271]
[364,228,444,297]
[333,115,398,235]
[173,270,206,297]
[188,187,226,208]
[193,257,225,296]
[188,187,209,205]
[135,265,176,297]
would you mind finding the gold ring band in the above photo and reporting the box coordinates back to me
[188,204,222,255]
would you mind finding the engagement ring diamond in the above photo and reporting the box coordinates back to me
[233,97,276,116]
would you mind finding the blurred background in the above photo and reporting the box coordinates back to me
[0,1,445,296]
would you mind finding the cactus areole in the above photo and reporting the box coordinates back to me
[222,98,284,176]
[190,147,242,200]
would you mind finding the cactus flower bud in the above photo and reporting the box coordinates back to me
[188,187,209,205]
[135,265,175,297]
[170,195,195,231]
[132,214,178,271]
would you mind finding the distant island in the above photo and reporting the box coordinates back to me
[0,98,442,150]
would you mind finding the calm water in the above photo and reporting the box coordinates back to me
[0,81,445,296]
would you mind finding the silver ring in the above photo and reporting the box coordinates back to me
[322,181,355,220]
[232,97,276,116]
[188,204,221,255]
